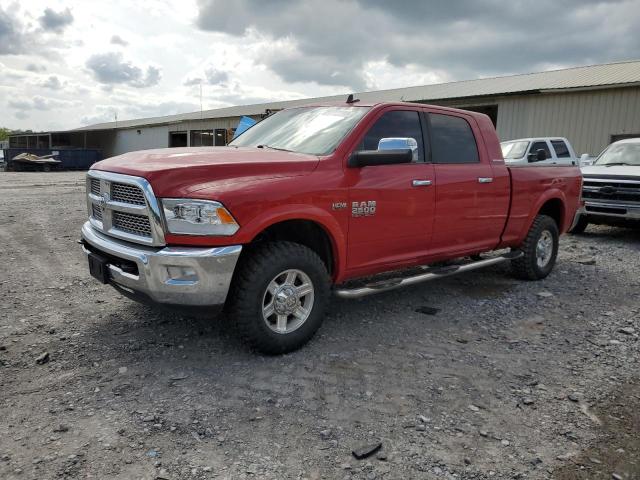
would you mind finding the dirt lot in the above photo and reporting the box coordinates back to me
[0,171,638,480]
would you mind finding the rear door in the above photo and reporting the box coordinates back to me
[428,111,503,256]
[345,108,435,273]
[550,139,577,165]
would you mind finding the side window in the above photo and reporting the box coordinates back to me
[551,140,570,158]
[359,110,424,162]
[529,141,552,162]
[429,113,479,164]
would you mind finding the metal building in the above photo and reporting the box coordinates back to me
[10,60,640,160]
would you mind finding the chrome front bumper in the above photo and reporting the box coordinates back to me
[81,221,242,306]
[582,202,640,221]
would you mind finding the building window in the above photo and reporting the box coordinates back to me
[190,130,214,147]
[169,131,187,148]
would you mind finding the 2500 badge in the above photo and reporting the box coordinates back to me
[352,201,376,217]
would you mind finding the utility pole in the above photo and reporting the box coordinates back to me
[200,81,203,119]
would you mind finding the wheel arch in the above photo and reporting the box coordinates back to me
[239,205,346,281]
[520,191,569,240]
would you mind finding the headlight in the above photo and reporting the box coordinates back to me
[161,199,239,236]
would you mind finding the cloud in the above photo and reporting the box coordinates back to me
[110,35,128,46]
[40,75,63,90]
[196,0,640,90]
[184,67,230,87]
[81,100,200,126]
[205,67,228,85]
[39,8,74,33]
[26,63,47,73]
[86,52,162,88]
[8,95,74,111]
[0,5,26,54]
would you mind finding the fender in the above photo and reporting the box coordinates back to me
[520,189,567,239]
[240,204,347,282]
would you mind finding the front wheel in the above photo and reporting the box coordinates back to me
[568,215,589,234]
[227,242,330,354]
[511,214,559,280]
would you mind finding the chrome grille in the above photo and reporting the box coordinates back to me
[582,178,640,204]
[86,171,165,246]
[92,204,103,221]
[112,212,152,237]
[90,178,101,196]
[111,183,145,205]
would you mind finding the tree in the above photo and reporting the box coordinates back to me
[0,128,10,141]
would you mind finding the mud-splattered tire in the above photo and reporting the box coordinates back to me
[568,215,589,234]
[227,242,330,354]
[511,214,559,280]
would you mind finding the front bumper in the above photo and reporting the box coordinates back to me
[81,221,242,306]
[581,201,640,221]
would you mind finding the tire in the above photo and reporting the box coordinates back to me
[511,214,559,280]
[568,215,589,234]
[227,241,330,354]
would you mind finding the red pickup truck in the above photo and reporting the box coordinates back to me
[81,101,582,353]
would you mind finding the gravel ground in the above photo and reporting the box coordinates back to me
[0,171,638,480]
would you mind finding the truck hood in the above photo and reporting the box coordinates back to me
[581,164,640,178]
[91,146,320,196]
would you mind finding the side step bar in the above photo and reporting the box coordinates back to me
[334,251,523,299]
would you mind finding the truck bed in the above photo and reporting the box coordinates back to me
[500,164,583,247]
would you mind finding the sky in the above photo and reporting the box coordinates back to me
[1,0,639,131]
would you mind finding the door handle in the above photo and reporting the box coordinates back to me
[478,177,493,183]
[412,179,432,187]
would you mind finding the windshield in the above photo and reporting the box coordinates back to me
[229,106,369,155]
[594,142,640,166]
[501,141,529,159]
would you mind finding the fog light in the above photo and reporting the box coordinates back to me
[165,266,198,284]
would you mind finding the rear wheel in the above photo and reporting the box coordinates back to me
[227,242,330,354]
[512,214,559,280]
[568,215,589,234]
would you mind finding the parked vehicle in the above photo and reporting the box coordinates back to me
[80,101,582,353]
[3,148,101,171]
[501,137,579,166]
[571,138,640,233]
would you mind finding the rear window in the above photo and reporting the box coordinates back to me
[551,140,570,157]
[429,113,479,164]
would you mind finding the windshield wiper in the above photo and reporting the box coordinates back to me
[256,144,293,152]
[603,162,635,167]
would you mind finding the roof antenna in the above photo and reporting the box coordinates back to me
[346,93,360,104]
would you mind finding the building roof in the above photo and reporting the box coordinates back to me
[74,60,640,132]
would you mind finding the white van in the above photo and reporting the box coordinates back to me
[501,137,578,166]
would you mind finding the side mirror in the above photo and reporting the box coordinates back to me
[536,149,547,161]
[579,153,594,166]
[529,149,547,162]
[348,149,413,168]
[378,137,418,162]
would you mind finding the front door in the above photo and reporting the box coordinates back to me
[345,108,435,275]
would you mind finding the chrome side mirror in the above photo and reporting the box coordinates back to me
[378,137,418,162]
[579,153,594,166]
